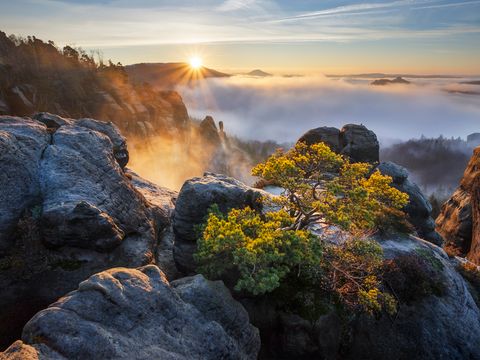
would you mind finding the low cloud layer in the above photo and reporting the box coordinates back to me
[180,75,480,145]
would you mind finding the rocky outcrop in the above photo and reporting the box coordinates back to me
[371,77,410,86]
[199,115,221,146]
[244,235,480,360]
[340,124,379,163]
[297,126,340,152]
[377,162,442,245]
[437,147,480,264]
[173,173,267,274]
[0,114,177,348]
[2,265,260,359]
[345,236,480,360]
[297,123,379,163]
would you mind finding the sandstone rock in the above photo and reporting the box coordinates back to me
[199,115,221,146]
[297,126,341,152]
[0,116,50,252]
[437,147,480,264]
[340,124,379,163]
[127,169,181,280]
[1,265,260,360]
[173,173,267,274]
[345,236,480,360]
[377,162,442,245]
[245,235,480,360]
[32,112,72,130]
[437,189,471,254]
[0,115,175,348]
[297,124,379,163]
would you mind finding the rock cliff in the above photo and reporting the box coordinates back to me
[0,114,177,348]
[437,147,480,264]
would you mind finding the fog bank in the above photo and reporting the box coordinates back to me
[180,75,480,144]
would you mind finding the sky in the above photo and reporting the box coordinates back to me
[0,0,479,74]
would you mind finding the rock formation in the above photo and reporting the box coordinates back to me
[371,77,410,86]
[437,147,480,264]
[377,162,442,245]
[244,235,480,360]
[297,126,341,152]
[173,173,267,274]
[2,265,260,359]
[0,114,177,348]
[172,173,479,359]
[298,123,379,163]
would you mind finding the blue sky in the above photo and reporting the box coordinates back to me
[1,0,479,74]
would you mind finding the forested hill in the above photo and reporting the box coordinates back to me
[0,31,189,137]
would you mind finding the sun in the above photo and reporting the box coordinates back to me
[189,56,203,69]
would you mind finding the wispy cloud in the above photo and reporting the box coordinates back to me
[1,0,479,72]
[412,0,480,10]
[269,0,408,23]
[216,0,257,12]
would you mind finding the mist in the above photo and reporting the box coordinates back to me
[179,75,480,145]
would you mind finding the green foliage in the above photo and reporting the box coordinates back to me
[252,141,409,232]
[196,142,411,318]
[195,207,322,295]
[196,207,396,316]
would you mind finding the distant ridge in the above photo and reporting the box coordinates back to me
[327,73,463,79]
[126,62,230,89]
[371,77,410,86]
[246,69,272,77]
[460,80,480,85]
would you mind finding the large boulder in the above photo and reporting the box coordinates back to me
[297,126,341,152]
[297,123,379,163]
[244,235,480,360]
[377,162,442,245]
[173,173,267,274]
[339,124,379,163]
[1,265,260,359]
[0,114,176,348]
[345,236,480,360]
[437,147,480,264]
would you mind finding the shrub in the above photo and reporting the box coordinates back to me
[383,251,446,304]
[252,142,409,232]
[195,206,322,295]
[196,141,410,317]
[196,206,396,316]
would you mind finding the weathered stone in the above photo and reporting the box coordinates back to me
[2,266,260,360]
[199,115,221,146]
[0,115,175,348]
[245,235,480,360]
[344,236,480,360]
[173,173,267,274]
[437,147,480,264]
[297,126,341,152]
[297,124,379,163]
[377,162,442,245]
[340,124,379,163]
